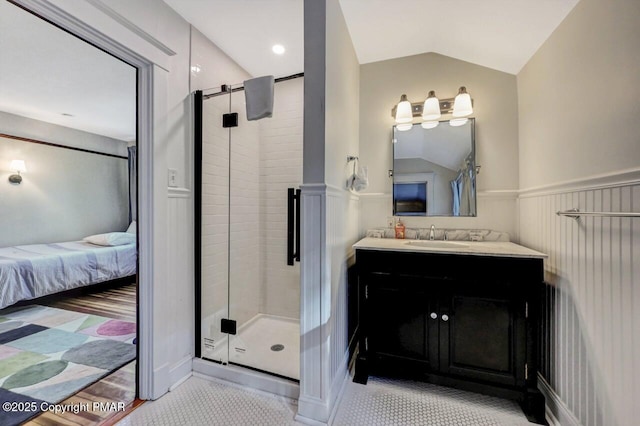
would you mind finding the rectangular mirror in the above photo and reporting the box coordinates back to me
[393,118,476,216]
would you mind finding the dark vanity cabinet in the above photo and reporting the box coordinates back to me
[354,249,547,425]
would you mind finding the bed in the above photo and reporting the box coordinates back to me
[0,240,136,309]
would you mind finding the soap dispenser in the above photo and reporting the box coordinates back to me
[394,219,405,239]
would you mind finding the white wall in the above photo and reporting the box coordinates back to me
[358,53,519,240]
[517,0,640,425]
[299,0,360,423]
[0,130,128,247]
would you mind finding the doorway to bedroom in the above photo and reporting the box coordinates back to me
[0,2,138,425]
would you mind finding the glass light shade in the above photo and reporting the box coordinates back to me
[452,86,473,117]
[396,123,413,131]
[421,121,439,129]
[422,91,441,121]
[10,160,26,173]
[449,118,469,127]
[272,44,285,55]
[395,95,413,124]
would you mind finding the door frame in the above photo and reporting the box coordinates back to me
[9,0,156,399]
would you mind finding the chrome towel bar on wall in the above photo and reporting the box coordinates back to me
[556,208,640,220]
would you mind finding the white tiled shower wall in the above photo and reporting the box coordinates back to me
[259,78,303,319]
[201,79,303,351]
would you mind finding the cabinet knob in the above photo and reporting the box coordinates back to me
[430,312,438,320]
[441,314,449,322]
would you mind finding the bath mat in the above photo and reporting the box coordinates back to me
[0,305,136,425]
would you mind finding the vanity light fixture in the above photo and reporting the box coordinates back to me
[8,159,26,184]
[396,123,413,132]
[391,87,473,125]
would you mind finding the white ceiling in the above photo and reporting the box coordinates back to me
[340,0,580,74]
[0,1,579,145]
[167,0,579,77]
[0,1,136,142]
[165,0,304,79]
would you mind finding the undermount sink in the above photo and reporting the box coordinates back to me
[405,240,470,249]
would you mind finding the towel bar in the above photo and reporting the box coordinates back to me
[556,208,640,219]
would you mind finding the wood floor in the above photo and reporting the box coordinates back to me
[45,282,137,322]
[23,282,139,426]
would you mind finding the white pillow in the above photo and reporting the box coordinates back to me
[84,232,136,246]
[126,221,137,234]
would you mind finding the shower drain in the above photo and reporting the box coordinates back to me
[270,344,284,352]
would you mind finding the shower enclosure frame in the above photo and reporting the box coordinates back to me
[193,74,304,388]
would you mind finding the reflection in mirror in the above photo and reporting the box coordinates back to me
[393,118,476,217]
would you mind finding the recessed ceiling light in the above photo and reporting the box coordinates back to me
[272,44,285,55]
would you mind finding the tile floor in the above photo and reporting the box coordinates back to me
[119,373,537,425]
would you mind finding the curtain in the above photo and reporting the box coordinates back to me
[451,179,460,216]
[460,170,471,215]
[128,146,137,223]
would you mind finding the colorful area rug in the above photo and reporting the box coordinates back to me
[0,305,136,425]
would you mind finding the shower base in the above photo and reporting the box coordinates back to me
[211,314,300,381]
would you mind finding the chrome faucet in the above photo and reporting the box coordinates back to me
[429,224,436,240]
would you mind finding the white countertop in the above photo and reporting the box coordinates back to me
[353,237,547,259]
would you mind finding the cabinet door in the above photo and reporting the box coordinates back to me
[439,280,526,387]
[366,273,438,371]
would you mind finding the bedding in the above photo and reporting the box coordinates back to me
[0,241,136,309]
[83,232,135,246]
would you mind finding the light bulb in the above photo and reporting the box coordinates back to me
[452,86,473,117]
[396,123,413,131]
[422,91,441,121]
[395,94,413,124]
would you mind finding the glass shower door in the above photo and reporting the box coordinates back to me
[199,77,303,381]
[199,86,230,365]
[226,79,302,380]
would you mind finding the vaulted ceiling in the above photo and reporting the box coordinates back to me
[0,0,579,143]
[167,0,580,77]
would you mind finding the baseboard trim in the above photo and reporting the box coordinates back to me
[192,358,299,400]
[152,363,170,400]
[295,352,349,425]
[538,373,581,426]
[168,355,193,390]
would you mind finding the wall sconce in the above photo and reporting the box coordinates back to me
[391,87,474,130]
[8,160,26,184]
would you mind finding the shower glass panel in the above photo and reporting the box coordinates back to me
[199,77,303,381]
[200,85,230,365]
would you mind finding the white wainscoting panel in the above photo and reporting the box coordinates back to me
[298,184,328,422]
[519,178,640,426]
[298,184,360,424]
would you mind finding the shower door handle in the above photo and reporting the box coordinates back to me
[287,188,301,265]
